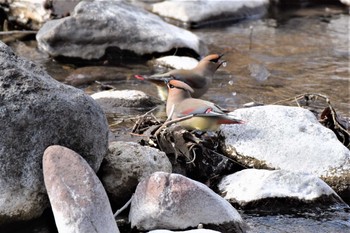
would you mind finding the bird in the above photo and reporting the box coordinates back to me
[166,79,244,131]
[135,54,225,101]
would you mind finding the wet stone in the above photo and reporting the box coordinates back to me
[43,145,119,233]
[129,172,245,232]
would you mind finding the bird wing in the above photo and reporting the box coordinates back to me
[176,99,224,117]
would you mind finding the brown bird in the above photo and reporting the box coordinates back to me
[135,54,225,101]
[166,79,244,131]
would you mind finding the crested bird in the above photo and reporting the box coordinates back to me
[166,79,244,131]
[135,54,225,101]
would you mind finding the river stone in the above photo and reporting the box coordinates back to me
[220,105,350,198]
[91,89,163,113]
[129,172,245,232]
[218,169,344,209]
[152,0,269,27]
[0,41,108,224]
[149,230,221,233]
[43,145,119,233]
[98,141,172,208]
[36,1,204,60]
[151,56,199,70]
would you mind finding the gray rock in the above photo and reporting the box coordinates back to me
[0,41,108,224]
[149,230,221,233]
[36,1,205,60]
[91,89,163,113]
[99,141,172,208]
[129,172,245,232]
[218,169,344,208]
[220,105,350,197]
[43,145,119,233]
[152,0,269,26]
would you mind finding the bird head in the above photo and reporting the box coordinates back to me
[197,54,226,74]
[166,79,194,93]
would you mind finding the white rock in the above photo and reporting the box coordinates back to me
[91,90,162,112]
[154,56,199,70]
[221,105,350,194]
[152,0,269,23]
[149,229,221,233]
[218,169,340,205]
[129,172,245,232]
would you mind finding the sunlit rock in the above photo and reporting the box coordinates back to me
[152,0,269,27]
[0,41,108,225]
[36,1,205,61]
[99,141,172,208]
[151,56,199,70]
[91,89,163,113]
[43,145,119,233]
[149,230,221,233]
[218,169,344,209]
[129,172,245,232]
[221,105,350,199]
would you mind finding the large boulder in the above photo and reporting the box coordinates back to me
[36,1,205,61]
[220,105,350,199]
[43,145,119,233]
[152,0,269,27]
[129,172,245,232]
[99,141,172,208]
[0,41,108,224]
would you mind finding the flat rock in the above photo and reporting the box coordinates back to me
[91,89,163,113]
[218,169,344,209]
[152,0,269,27]
[129,172,245,232]
[0,41,108,224]
[43,145,119,233]
[36,1,205,61]
[99,141,172,208]
[220,105,350,198]
[149,230,221,233]
[151,56,199,70]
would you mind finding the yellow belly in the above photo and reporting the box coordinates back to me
[179,116,220,131]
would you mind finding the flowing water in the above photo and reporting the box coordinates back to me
[4,3,350,233]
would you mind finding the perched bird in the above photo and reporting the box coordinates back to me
[135,54,225,101]
[166,79,244,131]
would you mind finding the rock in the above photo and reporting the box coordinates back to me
[152,0,269,27]
[149,230,221,233]
[220,105,350,198]
[218,169,344,210]
[98,141,172,208]
[43,145,119,233]
[2,0,80,30]
[0,41,108,224]
[36,1,205,61]
[129,172,245,232]
[91,89,163,113]
[150,56,199,70]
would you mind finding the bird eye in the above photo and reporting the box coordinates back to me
[169,84,174,88]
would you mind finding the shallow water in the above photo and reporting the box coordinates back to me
[4,3,350,233]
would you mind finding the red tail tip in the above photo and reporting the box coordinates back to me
[134,75,145,80]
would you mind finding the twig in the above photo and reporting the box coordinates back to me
[154,114,194,137]
[0,30,37,35]
[114,194,134,218]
